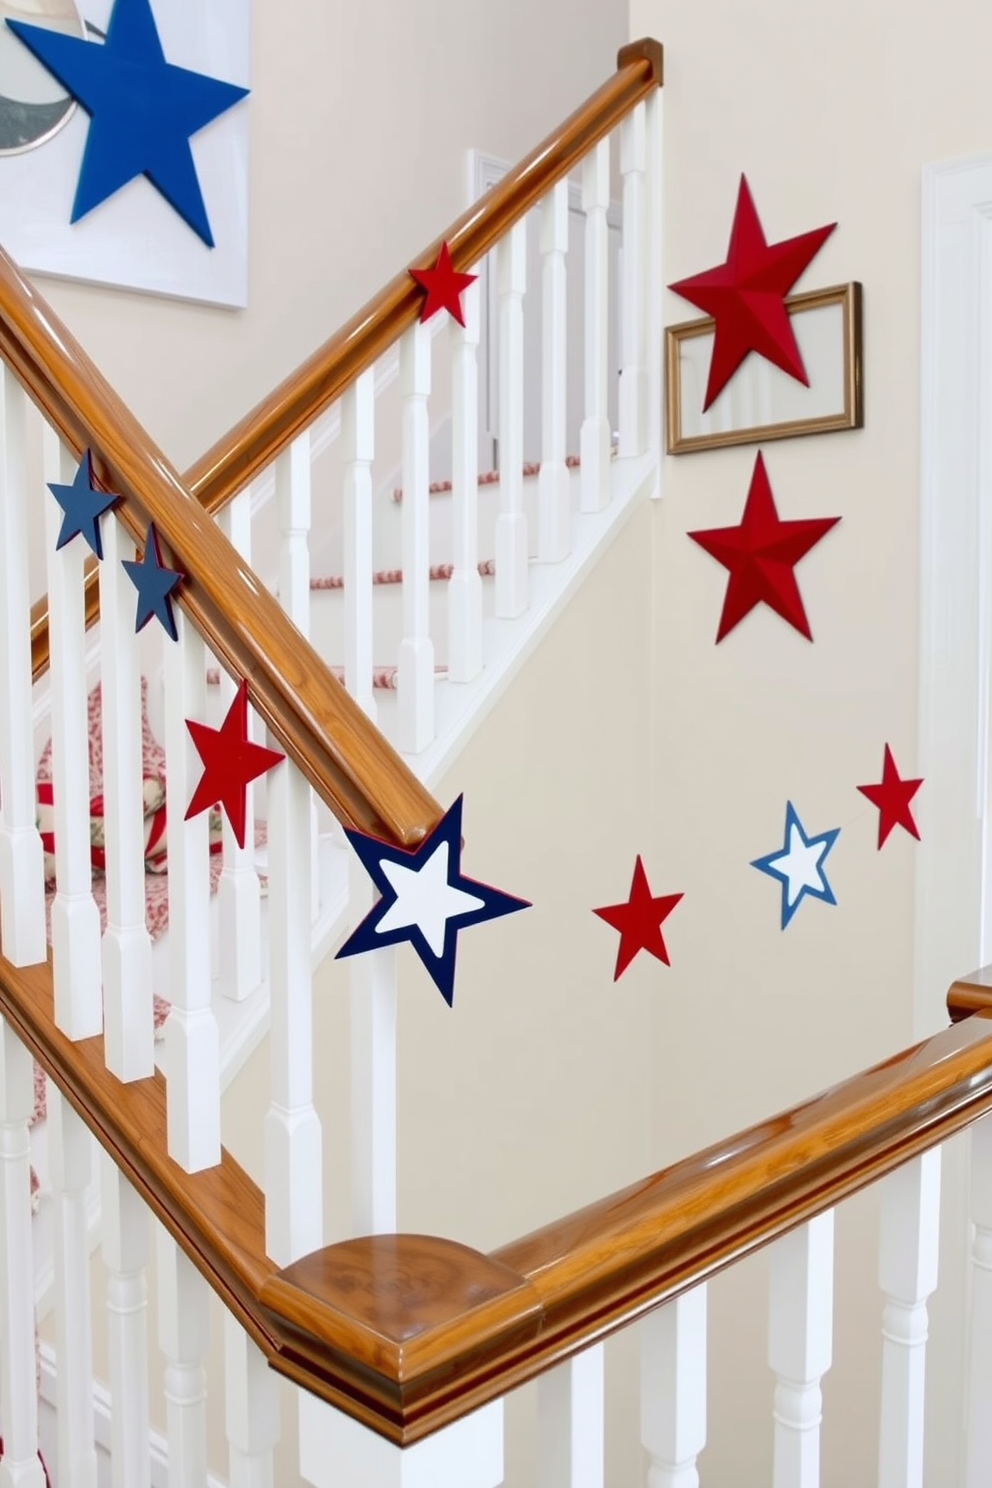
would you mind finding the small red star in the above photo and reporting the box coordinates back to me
[688,452,840,643]
[669,174,836,410]
[857,745,923,849]
[185,680,284,849]
[408,241,477,327]
[593,856,683,982]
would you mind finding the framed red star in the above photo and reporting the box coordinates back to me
[688,451,840,642]
[408,241,477,327]
[593,856,683,982]
[669,175,836,410]
[185,679,284,849]
[857,745,923,848]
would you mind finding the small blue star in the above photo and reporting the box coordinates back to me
[7,0,249,247]
[122,522,183,640]
[336,796,531,1006]
[751,801,840,930]
[48,449,119,560]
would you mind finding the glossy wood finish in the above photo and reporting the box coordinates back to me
[948,964,992,1021]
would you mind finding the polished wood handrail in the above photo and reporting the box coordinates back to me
[29,38,664,683]
[948,964,992,1021]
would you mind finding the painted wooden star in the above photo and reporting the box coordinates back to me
[688,451,840,642]
[47,448,120,560]
[857,744,922,848]
[751,802,840,929]
[122,522,183,640]
[335,795,530,1006]
[185,680,283,849]
[408,241,477,327]
[669,174,836,410]
[593,855,683,981]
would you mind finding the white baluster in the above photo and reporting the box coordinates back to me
[299,1392,503,1488]
[101,1158,150,1488]
[397,321,435,752]
[217,495,262,1003]
[966,1114,992,1484]
[641,1285,707,1488]
[580,139,612,513]
[0,367,45,966]
[42,430,102,1040]
[157,1228,209,1488]
[878,1150,941,1488]
[342,373,378,720]
[494,221,528,618]
[163,609,220,1173]
[768,1211,834,1488]
[48,1083,97,1487]
[98,511,154,1079]
[538,182,571,565]
[349,856,397,1236]
[0,1018,46,1487]
[225,1316,280,1488]
[448,274,484,682]
[538,1343,604,1488]
[619,101,648,459]
[645,83,664,498]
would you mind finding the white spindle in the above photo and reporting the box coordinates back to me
[225,1316,280,1488]
[641,1285,707,1488]
[966,1114,992,1484]
[494,221,528,618]
[163,610,220,1172]
[217,495,262,1003]
[580,139,612,514]
[397,321,435,752]
[538,1343,604,1488]
[349,858,397,1236]
[157,1229,209,1488]
[878,1150,941,1488]
[768,1212,834,1488]
[48,1083,97,1487]
[619,102,648,459]
[0,1018,46,1487]
[299,1392,503,1488]
[342,373,378,720]
[42,431,102,1040]
[101,1158,151,1488]
[538,182,571,564]
[448,275,484,682]
[645,83,664,497]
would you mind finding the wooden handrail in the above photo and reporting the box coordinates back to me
[948,964,992,1021]
[28,37,664,684]
[6,938,992,1446]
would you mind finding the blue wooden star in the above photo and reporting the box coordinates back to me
[122,522,183,640]
[751,801,840,930]
[7,0,249,247]
[48,449,119,560]
[336,796,531,1006]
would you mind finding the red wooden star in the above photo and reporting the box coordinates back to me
[185,679,284,849]
[688,452,840,643]
[408,241,477,327]
[669,175,836,410]
[593,856,683,982]
[857,744,923,849]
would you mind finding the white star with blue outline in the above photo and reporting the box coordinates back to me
[751,801,840,929]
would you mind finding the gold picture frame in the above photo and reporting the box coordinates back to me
[665,281,863,455]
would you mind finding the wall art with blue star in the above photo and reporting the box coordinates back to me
[0,0,249,306]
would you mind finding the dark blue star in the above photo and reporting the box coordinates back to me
[336,796,531,1006]
[7,0,249,247]
[751,801,840,930]
[48,449,119,560]
[122,522,183,640]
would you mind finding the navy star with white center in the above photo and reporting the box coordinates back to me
[751,801,840,930]
[7,0,249,246]
[48,449,119,560]
[336,796,531,1006]
[122,521,183,640]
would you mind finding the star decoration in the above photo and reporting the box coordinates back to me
[122,522,183,640]
[751,802,840,929]
[185,680,283,849]
[47,448,120,560]
[688,452,840,642]
[335,796,530,1007]
[669,174,836,410]
[857,744,923,849]
[408,241,477,327]
[592,856,683,982]
[7,0,249,246]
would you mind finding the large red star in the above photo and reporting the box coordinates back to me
[857,745,923,849]
[408,241,477,327]
[185,680,284,850]
[593,856,683,982]
[669,175,836,410]
[688,452,840,643]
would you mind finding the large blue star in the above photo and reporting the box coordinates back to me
[7,0,249,247]
[48,449,120,560]
[336,796,531,1006]
[122,522,183,640]
[751,801,840,930]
